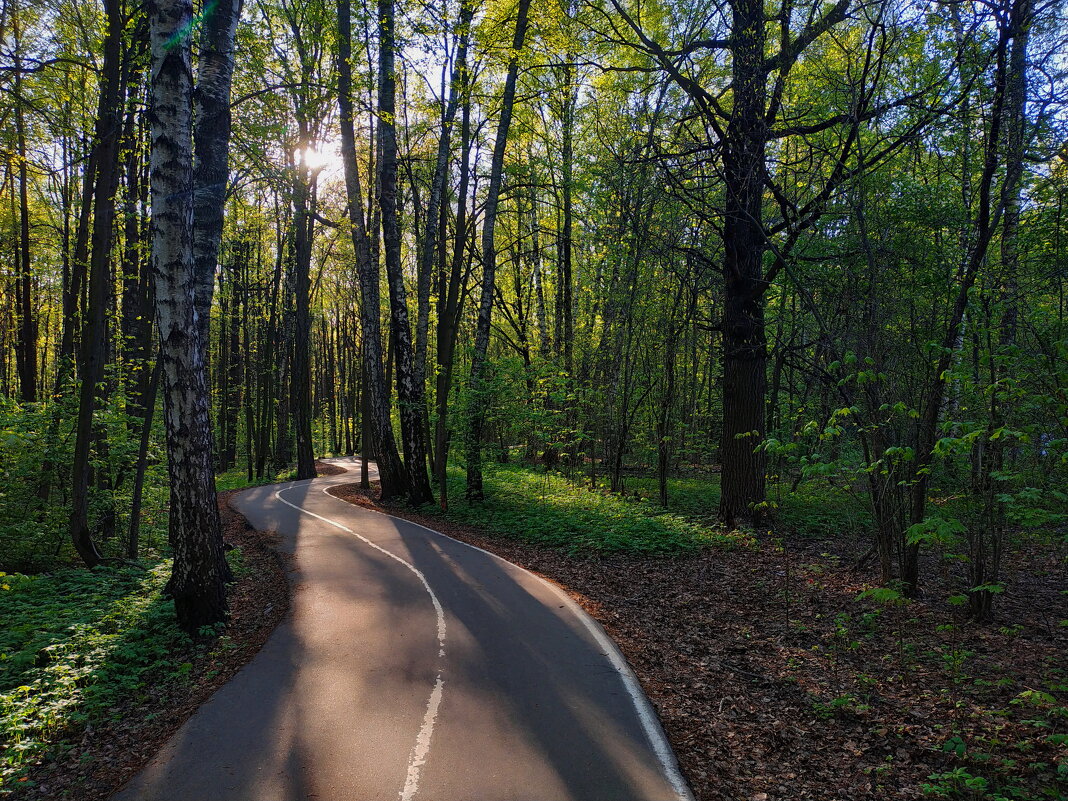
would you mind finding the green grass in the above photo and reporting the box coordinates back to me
[601,474,724,519]
[429,465,872,547]
[215,467,296,492]
[418,464,748,554]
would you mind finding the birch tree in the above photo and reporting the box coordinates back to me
[148,0,230,631]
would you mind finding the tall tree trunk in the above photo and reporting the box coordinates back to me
[434,87,473,510]
[292,165,317,479]
[529,176,551,360]
[128,356,162,559]
[224,252,243,469]
[12,3,36,403]
[256,237,284,477]
[718,0,768,527]
[56,139,98,381]
[243,263,257,481]
[659,284,693,506]
[36,141,97,503]
[465,0,532,500]
[275,239,296,470]
[360,362,372,489]
[377,0,433,503]
[557,68,576,376]
[413,0,473,491]
[120,98,154,434]
[69,0,125,567]
[903,7,1016,595]
[971,0,1030,620]
[192,0,243,359]
[149,0,228,631]
[337,0,406,497]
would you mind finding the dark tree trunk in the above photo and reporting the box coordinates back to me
[360,363,372,489]
[658,284,694,507]
[243,263,257,482]
[69,0,125,567]
[337,0,406,498]
[292,167,317,480]
[275,248,295,470]
[120,94,154,433]
[55,136,99,382]
[36,136,99,503]
[12,7,36,403]
[256,240,284,478]
[414,0,472,498]
[972,0,1030,619]
[192,0,243,359]
[718,0,768,527]
[216,253,243,471]
[557,69,576,376]
[128,357,162,559]
[377,0,433,504]
[434,87,473,510]
[466,0,532,500]
[903,7,1017,596]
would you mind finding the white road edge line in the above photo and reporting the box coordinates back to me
[316,464,696,801]
[273,484,445,801]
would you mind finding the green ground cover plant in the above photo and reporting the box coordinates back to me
[0,561,181,791]
[420,465,748,554]
[0,548,248,794]
[602,472,872,540]
[214,467,297,493]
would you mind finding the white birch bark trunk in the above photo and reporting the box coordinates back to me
[149,0,228,632]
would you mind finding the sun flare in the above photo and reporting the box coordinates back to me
[294,144,339,172]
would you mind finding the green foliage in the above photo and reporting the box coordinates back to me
[922,766,992,799]
[600,474,723,518]
[0,561,192,791]
[811,693,870,719]
[0,385,172,573]
[907,517,967,548]
[1011,690,1059,710]
[774,484,873,540]
[856,586,907,607]
[997,488,1068,532]
[426,464,746,554]
[612,472,871,540]
[0,398,70,571]
[215,467,296,493]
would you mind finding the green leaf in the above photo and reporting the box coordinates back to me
[856,586,905,606]
[906,517,965,546]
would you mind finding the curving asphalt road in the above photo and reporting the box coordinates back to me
[111,458,694,801]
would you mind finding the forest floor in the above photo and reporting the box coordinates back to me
[3,484,293,800]
[329,474,1068,801]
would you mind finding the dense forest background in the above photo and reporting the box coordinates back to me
[0,0,1065,620]
[2,0,1068,796]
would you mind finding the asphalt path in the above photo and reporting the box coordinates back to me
[111,458,694,801]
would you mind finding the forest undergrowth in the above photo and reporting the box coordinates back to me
[330,463,1068,801]
[0,488,289,800]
